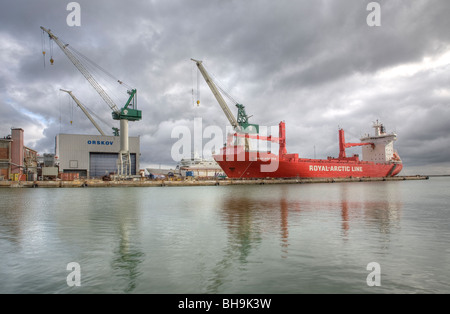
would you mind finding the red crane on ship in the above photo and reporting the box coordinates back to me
[337,129,374,159]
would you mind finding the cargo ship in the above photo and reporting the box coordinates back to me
[213,120,402,179]
[191,59,402,179]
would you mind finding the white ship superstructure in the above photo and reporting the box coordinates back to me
[146,154,225,178]
[360,120,401,164]
[178,154,224,177]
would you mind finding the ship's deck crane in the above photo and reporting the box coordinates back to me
[41,26,141,178]
[60,89,106,136]
[338,129,374,159]
[191,59,259,150]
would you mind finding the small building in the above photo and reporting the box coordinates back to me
[0,136,12,180]
[24,146,38,180]
[0,128,38,181]
[55,133,140,178]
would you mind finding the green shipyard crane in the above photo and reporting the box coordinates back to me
[191,59,259,150]
[41,26,141,178]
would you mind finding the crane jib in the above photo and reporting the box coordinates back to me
[191,58,239,129]
[40,26,142,123]
[191,58,258,134]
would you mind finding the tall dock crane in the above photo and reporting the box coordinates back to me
[41,27,141,178]
[191,59,258,150]
[60,89,106,136]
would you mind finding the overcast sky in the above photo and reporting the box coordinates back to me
[1,0,450,175]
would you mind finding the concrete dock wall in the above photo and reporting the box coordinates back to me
[0,176,429,188]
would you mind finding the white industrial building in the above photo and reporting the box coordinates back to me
[55,134,140,178]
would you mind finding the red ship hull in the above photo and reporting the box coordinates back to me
[214,150,403,179]
[213,121,403,179]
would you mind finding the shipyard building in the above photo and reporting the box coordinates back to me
[0,128,38,181]
[55,134,140,178]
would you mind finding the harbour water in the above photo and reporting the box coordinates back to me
[0,177,449,294]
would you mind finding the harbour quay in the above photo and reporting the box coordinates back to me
[0,175,429,188]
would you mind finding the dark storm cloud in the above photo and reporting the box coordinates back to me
[1,0,450,173]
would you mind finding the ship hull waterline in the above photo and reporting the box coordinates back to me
[213,151,403,179]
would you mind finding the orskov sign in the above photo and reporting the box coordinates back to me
[87,140,114,145]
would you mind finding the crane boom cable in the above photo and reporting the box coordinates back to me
[191,59,239,130]
[41,30,46,67]
[197,66,200,104]
[68,44,132,89]
[203,63,241,105]
[61,89,114,131]
[40,27,121,115]
[72,54,126,107]
[191,64,195,106]
[70,93,115,130]
[65,43,127,108]
[49,34,54,59]
[215,82,238,107]
[60,89,106,136]
[82,102,116,133]
[84,104,114,130]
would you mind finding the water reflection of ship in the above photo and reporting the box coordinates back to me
[206,188,294,292]
[337,183,403,237]
[217,192,293,261]
[213,183,403,280]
